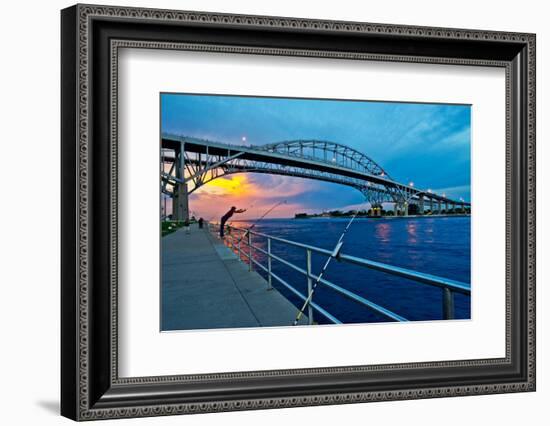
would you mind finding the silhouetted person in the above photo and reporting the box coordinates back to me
[198,217,204,229]
[220,206,246,238]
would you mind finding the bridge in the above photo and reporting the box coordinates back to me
[161,134,471,220]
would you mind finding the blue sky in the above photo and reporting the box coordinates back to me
[161,93,470,218]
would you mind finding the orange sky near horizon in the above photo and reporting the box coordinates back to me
[186,174,312,221]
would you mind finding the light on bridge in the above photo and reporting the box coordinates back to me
[409,182,414,187]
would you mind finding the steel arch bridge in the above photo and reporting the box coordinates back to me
[161,134,470,220]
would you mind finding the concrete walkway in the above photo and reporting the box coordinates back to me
[161,224,307,331]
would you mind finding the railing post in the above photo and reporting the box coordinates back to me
[248,231,253,272]
[443,288,455,319]
[267,238,273,290]
[306,249,314,325]
[238,230,242,261]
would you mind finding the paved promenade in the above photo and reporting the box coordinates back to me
[161,224,307,331]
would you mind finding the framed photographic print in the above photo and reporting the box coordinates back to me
[61,4,536,421]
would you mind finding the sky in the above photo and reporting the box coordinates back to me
[161,93,471,220]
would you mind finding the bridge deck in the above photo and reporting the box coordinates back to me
[161,224,307,331]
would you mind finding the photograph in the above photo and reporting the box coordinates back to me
[160,93,472,331]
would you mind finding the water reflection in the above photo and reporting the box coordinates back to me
[375,222,390,243]
[423,223,435,244]
[406,221,418,245]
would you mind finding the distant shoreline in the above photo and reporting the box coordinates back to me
[294,214,471,219]
[228,214,471,222]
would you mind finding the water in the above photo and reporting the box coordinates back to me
[232,216,471,324]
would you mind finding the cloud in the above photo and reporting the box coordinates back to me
[188,173,316,219]
[436,126,471,149]
[430,184,471,199]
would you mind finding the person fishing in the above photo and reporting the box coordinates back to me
[219,206,247,238]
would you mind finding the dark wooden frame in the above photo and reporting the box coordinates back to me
[61,4,536,421]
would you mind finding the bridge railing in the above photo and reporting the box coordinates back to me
[208,222,470,325]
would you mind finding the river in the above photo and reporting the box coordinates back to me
[232,216,471,324]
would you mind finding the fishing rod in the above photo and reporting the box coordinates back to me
[292,210,360,326]
[248,200,286,228]
[230,200,287,245]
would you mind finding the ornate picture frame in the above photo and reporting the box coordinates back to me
[61,4,535,421]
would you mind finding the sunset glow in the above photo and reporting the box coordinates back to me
[186,174,312,220]
[196,175,256,197]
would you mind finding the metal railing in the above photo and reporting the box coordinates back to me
[209,222,470,325]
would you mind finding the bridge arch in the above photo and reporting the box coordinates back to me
[260,140,391,179]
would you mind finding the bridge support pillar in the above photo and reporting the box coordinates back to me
[438,201,441,215]
[461,203,465,213]
[173,183,189,221]
[403,202,408,217]
[445,202,448,215]
[419,195,425,215]
[430,198,434,214]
